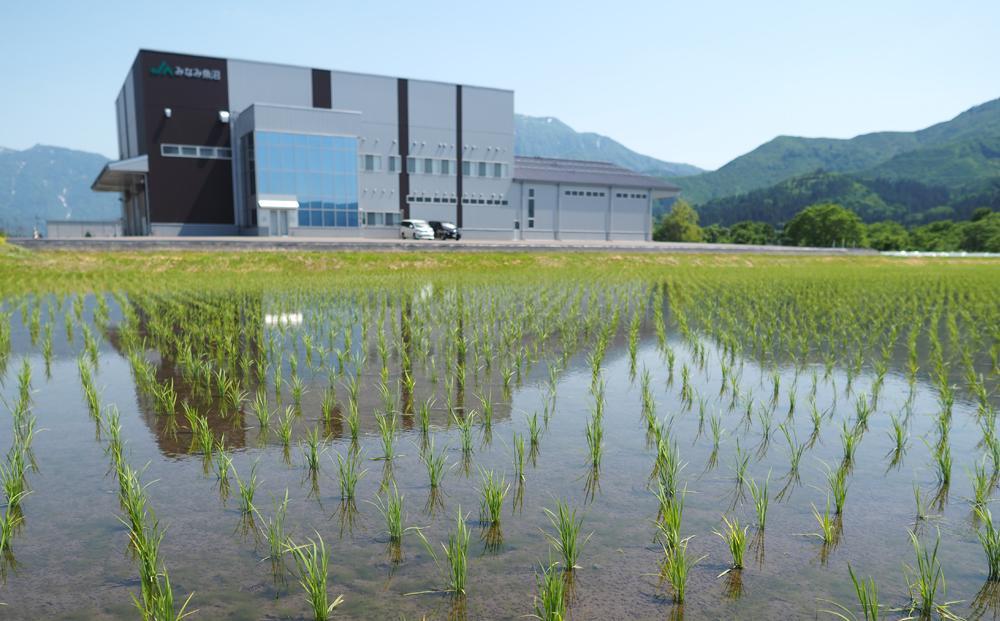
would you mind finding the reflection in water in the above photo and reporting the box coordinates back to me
[971,580,1000,621]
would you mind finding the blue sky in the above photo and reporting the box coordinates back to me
[2,0,998,170]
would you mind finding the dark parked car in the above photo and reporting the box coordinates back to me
[428,221,461,240]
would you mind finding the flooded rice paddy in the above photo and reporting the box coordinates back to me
[0,261,998,620]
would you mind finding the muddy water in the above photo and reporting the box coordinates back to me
[0,297,997,620]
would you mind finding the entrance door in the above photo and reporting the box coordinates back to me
[270,210,289,236]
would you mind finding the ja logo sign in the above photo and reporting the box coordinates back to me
[149,61,174,77]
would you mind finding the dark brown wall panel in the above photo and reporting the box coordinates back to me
[136,50,234,224]
[312,69,332,108]
[398,78,409,219]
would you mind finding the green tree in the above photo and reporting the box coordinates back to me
[909,220,963,251]
[783,203,867,247]
[866,221,910,251]
[653,199,703,242]
[702,224,730,244]
[728,221,777,245]
[960,211,1000,252]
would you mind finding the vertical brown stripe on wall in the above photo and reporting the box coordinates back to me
[311,69,332,108]
[456,85,463,227]
[398,78,409,219]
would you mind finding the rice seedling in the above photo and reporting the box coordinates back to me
[542,500,590,571]
[371,482,407,544]
[914,485,931,522]
[975,507,1000,581]
[902,529,952,619]
[455,411,475,455]
[661,537,702,604]
[414,507,471,597]
[277,406,295,447]
[970,456,992,508]
[532,560,568,620]
[714,515,748,572]
[422,439,447,488]
[234,462,259,515]
[811,500,837,544]
[888,414,907,462]
[932,439,953,487]
[320,387,336,424]
[841,421,860,465]
[255,489,289,564]
[655,486,685,552]
[335,450,366,500]
[822,564,880,621]
[827,464,849,515]
[748,473,770,531]
[733,440,751,488]
[302,427,325,473]
[251,388,271,429]
[285,534,344,620]
[527,412,541,447]
[710,414,724,449]
[513,432,526,482]
[479,469,510,526]
[374,410,397,461]
[344,399,360,441]
[418,396,434,435]
[585,415,603,470]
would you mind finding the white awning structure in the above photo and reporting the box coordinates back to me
[257,198,299,210]
[91,155,149,192]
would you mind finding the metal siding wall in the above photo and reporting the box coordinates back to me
[610,190,649,237]
[227,60,311,115]
[123,70,139,157]
[406,80,458,222]
[459,87,513,215]
[330,72,399,218]
[554,188,609,239]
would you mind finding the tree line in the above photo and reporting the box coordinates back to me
[654,199,1000,252]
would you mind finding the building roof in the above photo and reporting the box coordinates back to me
[92,155,148,192]
[513,156,680,192]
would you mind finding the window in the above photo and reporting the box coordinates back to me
[462,161,471,176]
[493,163,502,178]
[161,143,232,159]
[406,157,417,173]
[528,192,535,228]
[363,154,381,172]
[422,158,433,174]
[387,155,400,173]
[252,130,359,229]
[440,159,451,175]
[478,162,487,177]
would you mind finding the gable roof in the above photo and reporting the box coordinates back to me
[513,156,680,191]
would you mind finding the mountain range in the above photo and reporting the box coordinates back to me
[673,98,1000,218]
[0,145,118,235]
[514,114,703,178]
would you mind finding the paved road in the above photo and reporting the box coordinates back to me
[9,236,876,255]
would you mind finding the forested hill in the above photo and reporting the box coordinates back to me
[694,171,1000,227]
[674,97,1000,205]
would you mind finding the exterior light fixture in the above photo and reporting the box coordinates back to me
[164,108,172,118]
[218,110,230,123]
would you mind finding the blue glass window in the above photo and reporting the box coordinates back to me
[253,131,359,227]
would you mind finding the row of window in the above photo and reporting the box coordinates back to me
[564,190,607,198]
[617,192,649,199]
[406,195,510,205]
[298,210,359,228]
[161,143,232,159]
[365,212,401,227]
[360,155,509,178]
